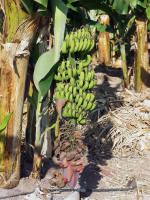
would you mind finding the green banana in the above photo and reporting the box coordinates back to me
[76,112,79,118]
[78,37,84,51]
[69,31,74,47]
[82,80,89,90]
[66,58,70,68]
[85,92,91,102]
[81,36,88,51]
[65,34,70,48]
[74,38,80,52]
[87,38,95,52]
[70,77,75,87]
[60,89,65,99]
[68,66,72,79]
[62,109,68,118]
[88,80,94,89]
[65,92,69,101]
[79,69,84,80]
[75,93,80,103]
[82,55,92,67]
[85,101,93,110]
[69,93,73,102]
[79,88,83,96]
[62,40,68,54]
[79,79,84,88]
[81,27,85,37]
[82,92,86,100]
[82,99,88,110]
[77,61,83,74]
[78,118,86,125]
[54,90,59,99]
[90,103,96,110]
[77,29,82,38]
[77,114,83,122]
[64,84,69,93]
[69,85,72,93]
[73,87,77,97]
[72,66,77,76]
[68,108,72,118]
[90,93,95,102]
[54,72,62,81]
[70,38,75,53]
[78,107,82,114]
[94,79,98,86]
[77,96,83,107]
[67,102,72,109]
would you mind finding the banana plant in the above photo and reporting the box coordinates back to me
[131,3,150,92]
[78,0,136,88]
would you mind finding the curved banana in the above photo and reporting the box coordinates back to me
[90,103,96,110]
[81,36,88,51]
[72,66,77,76]
[70,38,75,53]
[69,32,74,47]
[88,80,94,89]
[78,37,84,51]
[73,87,77,97]
[77,96,83,107]
[74,38,80,52]
[65,34,70,48]
[79,118,86,125]
[62,40,68,54]
[82,80,89,90]
[82,99,88,110]
[82,55,92,67]
[75,93,80,103]
[85,101,93,110]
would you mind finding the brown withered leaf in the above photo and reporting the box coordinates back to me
[73,154,81,161]
[73,131,85,140]
[54,146,60,156]
[49,179,56,186]
[52,171,62,180]
[66,150,77,161]
[76,145,83,153]
[56,180,67,188]
[77,139,88,151]
[60,142,71,151]
[57,132,65,143]
[53,142,59,150]
[56,99,67,119]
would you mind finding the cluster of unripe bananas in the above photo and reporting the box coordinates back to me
[62,27,95,54]
[54,58,97,124]
[54,27,97,125]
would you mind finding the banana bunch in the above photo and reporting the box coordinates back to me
[54,26,98,125]
[62,27,95,54]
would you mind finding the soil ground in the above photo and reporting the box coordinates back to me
[0,64,150,200]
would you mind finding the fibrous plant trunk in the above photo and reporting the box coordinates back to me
[120,43,129,88]
[134,19,149,92]
[98,14,111,66]
[0,0,40,188]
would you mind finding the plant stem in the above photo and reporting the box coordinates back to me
[120,43,129,88]
[32,92,42,179]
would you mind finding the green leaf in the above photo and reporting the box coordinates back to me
[113,45,120,51]
[33,0,68,97]
[51,0,68,63]
[0,111,13,131]
[84,18,116,33]
[21,0,34,15]
[27,95,37,112]
[44,120,60,132]
[37,4,48,16]
[112,0,130,14]
[136,0,147,8]
[34,0,48,7]
[146,6,150,19]
[33,47,58,97]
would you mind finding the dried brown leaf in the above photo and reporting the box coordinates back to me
[66,150,77,161]
[56,99,67,119]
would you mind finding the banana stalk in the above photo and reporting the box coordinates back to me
[98,14,111,66]
[134,19,149,92]
[120,43,129,88]
[0,2,40,188]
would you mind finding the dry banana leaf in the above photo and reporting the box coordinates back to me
[73,131,85,140]
[60,141,71,151]
[52,171,62,180]
[66,150,77,161]
[56,99,67,119]
[54,146,60,156]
